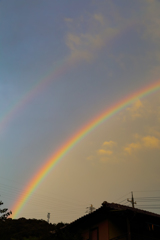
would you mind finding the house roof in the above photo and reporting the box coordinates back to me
[70,201,160,228]
[102,201,160,218]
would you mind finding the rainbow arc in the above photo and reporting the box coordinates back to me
[12,80,160,218]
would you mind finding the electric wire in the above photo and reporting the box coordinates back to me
[1,178,160,222]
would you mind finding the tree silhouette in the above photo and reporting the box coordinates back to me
[0,200,12,220]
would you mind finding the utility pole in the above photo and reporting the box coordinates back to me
[47,213,50,223]
[127,192,136,208]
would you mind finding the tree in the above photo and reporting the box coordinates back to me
[0,200,12,220]
[52,224,82,240]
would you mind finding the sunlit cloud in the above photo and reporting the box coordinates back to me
[99,157,110,163]
[124,135,160,154]
[97,140,116,156]
[66,33,104,61]
[142,135,160,149]
[103,140,116,148]
[87,139,116,163]
[158,109,160,122]
[127,99,143,119]
[66,13,119,62]
[87,155,95,161]
[97,149,113,155]
[124,142,142,154]
[148,129,160,138]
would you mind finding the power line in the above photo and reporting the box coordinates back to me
[127,192,136,208]
[114,192,131,202]
[114,191,160,214]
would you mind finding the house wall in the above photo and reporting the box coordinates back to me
[82,220,109,240]
[108,218,127,240]
[98,220,109,240]
[82,229,89,240]
[81,217,127,240]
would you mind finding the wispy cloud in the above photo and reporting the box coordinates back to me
[143,0,160,42]
[65,18,73,23]
[140,0,160,78]
[65,13,119,62]
[94,14,104,25]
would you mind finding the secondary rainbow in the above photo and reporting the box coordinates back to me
[0,58,70,134]
[0,19,134,135]
[12,80,160,218]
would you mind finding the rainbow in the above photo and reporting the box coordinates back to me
[11,80,160,218]
[0,58,70,134]
[0,19,135,135]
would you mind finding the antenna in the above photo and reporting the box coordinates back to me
[47,213,50,223]
[86,204,96,213]
[127,192,136,208]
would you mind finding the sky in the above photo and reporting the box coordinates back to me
[0,0,160,223]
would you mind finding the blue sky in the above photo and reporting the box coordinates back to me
[0,0,160,223]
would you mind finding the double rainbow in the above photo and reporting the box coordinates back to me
[11,80,160,218]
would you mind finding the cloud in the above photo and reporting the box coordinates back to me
[142,135,160,148]
[65,18,73,23]
[124,135,160,154]
[99,157,110,163]
[94,14,104,25]
[143,0,160,42]
[97,149,113,155]
[66,32,105,61]
[87,155,95,161]
[103,140,116,148]
[87,139,116,163]
[97,140,116,156]
[127,99,143,119]
[124,142,142,154]
[140,0,160,78]
[147,129,160,138]
[66,13,119,62]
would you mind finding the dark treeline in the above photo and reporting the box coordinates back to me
[0,218,82,240]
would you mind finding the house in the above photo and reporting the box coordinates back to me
[70,201,160,240]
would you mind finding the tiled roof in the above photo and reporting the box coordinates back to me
[70,201,160,226]
[102,201,160,218]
